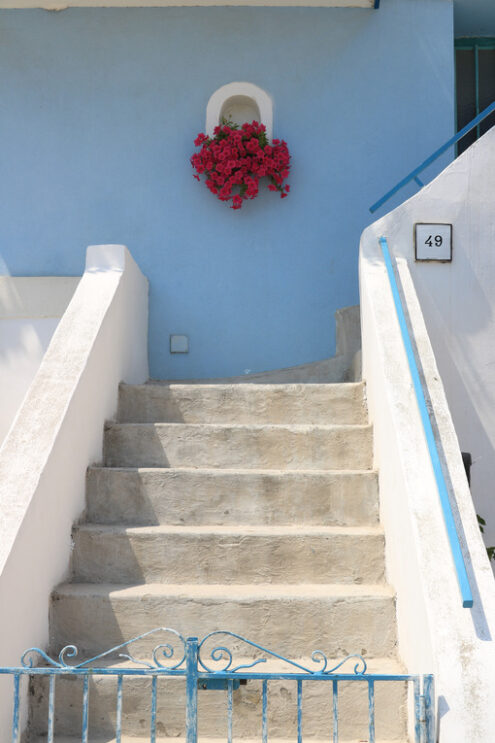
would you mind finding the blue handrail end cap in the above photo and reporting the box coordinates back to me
[463,598,474,608]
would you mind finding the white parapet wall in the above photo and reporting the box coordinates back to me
[360,133,495,741]
[0,245,148,738]
[367,128,495,551]
[0,276,80,446]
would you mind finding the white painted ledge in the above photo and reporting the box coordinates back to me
[0,245,148,739]
[360,240,495,741]
[2,0,374,8]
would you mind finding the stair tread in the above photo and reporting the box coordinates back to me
[74,524,384,536]
[107,422,372,430]
[138,382,365,390]
[89,465,378,475]
[29,739,405,743]
[54,582,394,599]
[104,422,373,470]
[118,382,367,425]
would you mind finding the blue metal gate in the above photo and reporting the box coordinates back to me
[0,628,435,743]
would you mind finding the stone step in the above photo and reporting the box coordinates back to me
[117,382,367,425]
[103,424,373,470]
[28,659,406,740]
[86,467,379,527]
[49,583,397,659]
[29,738,406,743]
[71,524,385,585]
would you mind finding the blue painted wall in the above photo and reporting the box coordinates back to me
[0,1,454,379]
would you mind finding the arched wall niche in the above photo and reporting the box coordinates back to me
[206,82,273,141]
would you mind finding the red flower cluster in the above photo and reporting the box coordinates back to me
[191,121,290,210]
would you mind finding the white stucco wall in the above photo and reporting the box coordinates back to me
[0,245,148,738]
[363,127,495,551]
[360,132,495,741]
[0,277,79,446]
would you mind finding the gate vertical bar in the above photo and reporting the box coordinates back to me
[82,675,89,743]
[423,675,435,743]
[227,679,233,743]
[297,680,302,743]
[262,679,268,743]
[368,679,375,743]
[413,676,421,743]
[186,637,199,743]
[47,675,56,743]
[332,679,338,743]
[150,675,158,743]
[12,673,20,743]
[116,675,123,743]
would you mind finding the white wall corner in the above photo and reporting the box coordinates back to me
[85,243,130,273]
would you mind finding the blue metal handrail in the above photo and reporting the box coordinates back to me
[370,101,495,213]
[380,236,473,608]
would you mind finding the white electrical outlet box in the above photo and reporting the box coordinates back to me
[170,335,189,353]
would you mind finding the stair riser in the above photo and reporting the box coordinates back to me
[86,468,379,527]
[71,531,385,585]
[49,594,397,659]
[29,675,407,739]
[104,425,373,470]
[118,384,367,425]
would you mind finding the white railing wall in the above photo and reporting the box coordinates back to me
[0,245,148,739]
[360,230,495,738]
[0,276,80,446]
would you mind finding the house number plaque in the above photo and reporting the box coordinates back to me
[415,223,452,262]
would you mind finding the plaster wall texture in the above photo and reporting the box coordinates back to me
[363,125,495,547]
[0,245,148,738]
[0,277,79,444]
[360,244,495,742]
[0,0,453,378]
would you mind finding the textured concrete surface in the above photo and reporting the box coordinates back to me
[49,583,397,659]
[86,467,379,526]
[103,423,374,470]
[71,524,385,584]
[117,382,367,425]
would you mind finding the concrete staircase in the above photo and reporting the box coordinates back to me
[27,381,407,742]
